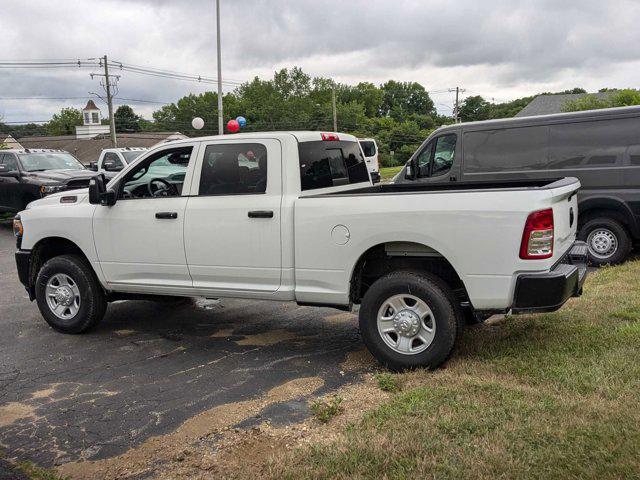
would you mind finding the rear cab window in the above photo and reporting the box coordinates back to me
[298,140,370,191]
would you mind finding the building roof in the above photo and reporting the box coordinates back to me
[83,100,100,111]
[515,92,617,117]
[17,132,186,164]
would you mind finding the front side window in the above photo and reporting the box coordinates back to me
[432,134,457,176]
[120,147,193,199]
[103,152,124,170]
[198,143,268,195]
[298,140,369,191]
[18,152,84,172]
[0,154,19,172]
[414,134,456,178]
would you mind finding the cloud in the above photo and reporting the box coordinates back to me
[2,0,640,123]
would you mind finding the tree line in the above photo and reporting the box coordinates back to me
[2,67,639,166]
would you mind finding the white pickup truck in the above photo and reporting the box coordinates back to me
[13,132,587,370]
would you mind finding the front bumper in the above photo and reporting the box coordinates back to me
[511,241,588,314]
[15,249,33,299]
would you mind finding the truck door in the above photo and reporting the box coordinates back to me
[92,144,199,290]
[0,153,23,211]
[183,139,282,294]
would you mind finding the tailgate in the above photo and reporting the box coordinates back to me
[548,178,581,258]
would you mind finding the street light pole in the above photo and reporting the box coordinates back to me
[216,0,224,135]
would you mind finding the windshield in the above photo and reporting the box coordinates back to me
[122,151,145,163]
[360,141,376,157]
[18,152,85,172]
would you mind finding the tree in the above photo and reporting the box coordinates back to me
[563,89,640,112]
[380,81,436,120]
[458,95,491,122]
[114,105,141,132]
[44,108,83,136]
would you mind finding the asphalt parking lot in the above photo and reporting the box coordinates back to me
[0,222,368,473]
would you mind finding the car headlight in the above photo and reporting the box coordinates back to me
[40,185,65,196]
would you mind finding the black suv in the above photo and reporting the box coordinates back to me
[0,149,103,212]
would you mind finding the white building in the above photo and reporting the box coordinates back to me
[75,100,109,139]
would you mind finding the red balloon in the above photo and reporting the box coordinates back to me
[227,119,240,133]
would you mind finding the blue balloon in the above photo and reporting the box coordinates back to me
[236,116,247,128]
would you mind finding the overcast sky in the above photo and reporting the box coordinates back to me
[2,0,640,124]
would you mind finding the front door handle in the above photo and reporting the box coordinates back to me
[155,212,178,219]
[248,210,274,218]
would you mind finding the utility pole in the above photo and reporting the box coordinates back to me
[89,56,119,147]
[332,86,337,132]
[449,86,466,123]
[216,0,224,135]
[103,55,117,147]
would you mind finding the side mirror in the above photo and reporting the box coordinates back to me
[404,159,416,181]
[88,161,98,171]
[89,174,116,206]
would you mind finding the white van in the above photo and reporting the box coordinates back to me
[358,138,380,183]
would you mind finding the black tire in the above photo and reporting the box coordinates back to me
[359,270,462,372]
[578,217,631,266]
[35,254,107,334]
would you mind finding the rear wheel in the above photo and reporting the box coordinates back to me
[579,217,631,266]
[35,254,107,334]
[359,271,462,371]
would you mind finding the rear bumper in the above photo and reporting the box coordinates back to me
[511,241,588,314]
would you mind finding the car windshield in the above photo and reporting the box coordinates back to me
[122,151,145,162]
[18,152,85,172]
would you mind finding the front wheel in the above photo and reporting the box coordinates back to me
[359,271,462,371]
[35,254,107,334]
[578,217,631,266]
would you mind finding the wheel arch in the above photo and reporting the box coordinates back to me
[578,197,638,238]
[348,240,468,306]
[27,237,98,299]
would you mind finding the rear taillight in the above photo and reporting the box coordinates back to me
[520,208,554,259]
[321,133,339,141]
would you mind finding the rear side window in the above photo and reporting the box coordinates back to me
[298,141,369,191]
[548,118,640,169]
[199,143,267,195]
[360,141,376,157]
[463,126,548,173]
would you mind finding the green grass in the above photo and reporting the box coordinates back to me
[379,166,403,182]
[310,396,344,423]
[374,372,402,393]
[270,260,640,479]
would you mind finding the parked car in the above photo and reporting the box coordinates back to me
[89,147,148,173]
[13,132,587,371]
[0,149,105,213]
[394,106,640,265]
[358,138,380,182]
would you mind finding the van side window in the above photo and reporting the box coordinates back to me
[548,119,638,169]
[198,143,267,195]
[416,134,456,177]
[464,126,548,173]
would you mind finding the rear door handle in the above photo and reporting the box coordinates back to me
[155,212,178,219]
[248,210,274,218]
